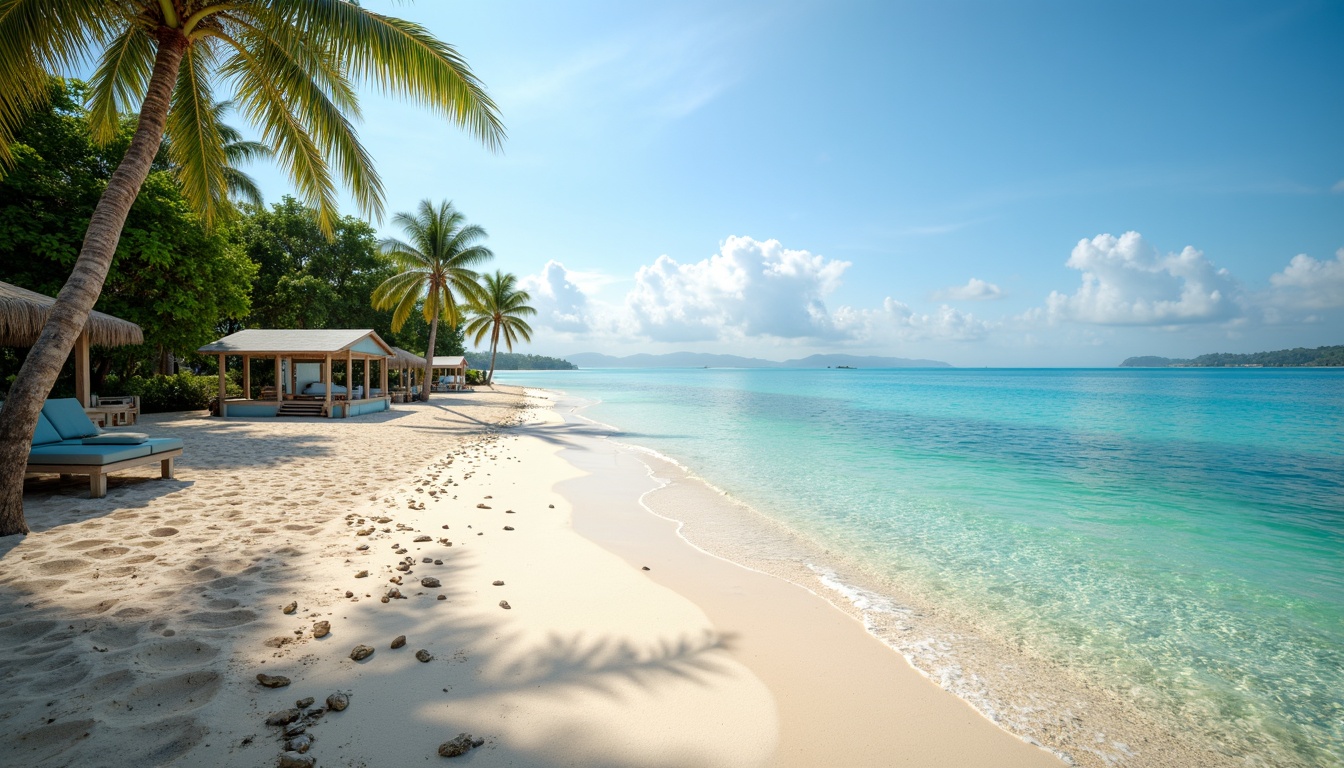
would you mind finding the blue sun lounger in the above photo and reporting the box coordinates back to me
[21,398,184,498]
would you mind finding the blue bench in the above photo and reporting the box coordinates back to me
[21,398,184,498]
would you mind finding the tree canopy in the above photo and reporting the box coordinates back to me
[0,79,254,388]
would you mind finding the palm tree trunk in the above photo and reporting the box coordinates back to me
[487,322,500,385]
[419,295,440,406]
[0,33,188,537]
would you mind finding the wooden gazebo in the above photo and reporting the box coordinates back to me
[431,355,468,392]
[197,329,395,418]
[390,347,427,400]
[0,280,143,407]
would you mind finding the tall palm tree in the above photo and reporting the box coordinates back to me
[0,1,505,536]
[464,271,535,386]
[372,200,492,401]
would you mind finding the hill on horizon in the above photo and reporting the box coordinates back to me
[563,352,951,368]
[1120,345,1344,368]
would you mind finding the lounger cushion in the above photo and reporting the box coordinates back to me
[32,412,65,446]
[302,383,346,395]
[82,432,149,445]
[0,403,65,446]
[143,437,184,454]
[41,398,101,440]
[28,443,153,465]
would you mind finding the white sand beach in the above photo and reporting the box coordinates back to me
[1,386,1063,767]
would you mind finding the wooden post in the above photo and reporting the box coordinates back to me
[289,355,297,398]
[74,332,91,406]
[324,354,333,417]
[275,355,283,407]
[242,356,251,401]
[363,356,371,400]
[346,350,354,417]
[217,353,227,417]
[380,358,389,398]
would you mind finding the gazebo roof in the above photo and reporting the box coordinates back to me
[0,280,143,348]
[198,329,394,356]
[431,355,467,368]
[391,346,427,366]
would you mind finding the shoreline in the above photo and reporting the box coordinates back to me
[535,386,1262,768]
[0,384,1291,767]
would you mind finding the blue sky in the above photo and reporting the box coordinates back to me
[241,0,1344,366]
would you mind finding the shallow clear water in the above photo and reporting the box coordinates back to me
[500,367,1344,765]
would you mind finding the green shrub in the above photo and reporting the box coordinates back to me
[465,369,486,386]
[120,373,241,413]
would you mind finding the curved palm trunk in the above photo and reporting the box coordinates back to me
[486,320,501,385]
[0,34,187,537]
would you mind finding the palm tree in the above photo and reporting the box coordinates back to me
[372,200,492,401]
[464,271,535,385]
[0,1,505,536]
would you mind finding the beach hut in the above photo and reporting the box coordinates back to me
[0,280,144,408]
[390,346,427,401]
[197,329,395,418]
[430,355,468,392]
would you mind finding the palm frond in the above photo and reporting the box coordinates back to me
[0,0,120,167]
[224,165,265,206]
[165,40,229,229]
[86,22,154,144]
[261,0,505,151]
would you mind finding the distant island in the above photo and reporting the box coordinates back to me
[1120,345,1344,368]
[465,352,576,370]
[563,352,951,369]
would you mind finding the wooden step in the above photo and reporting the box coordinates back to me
[276,402,325,417]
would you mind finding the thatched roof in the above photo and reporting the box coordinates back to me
[391,346,428,366]
[0,281,143,348]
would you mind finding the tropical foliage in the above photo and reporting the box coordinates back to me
[372,199,491,399]
[1120,345,1344,368]
[464,270,535,384]
[463,352,575,371]
[0,79,255,390]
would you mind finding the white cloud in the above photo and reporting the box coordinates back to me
[1269,248,1344,309]
[833,300,993,342]
[1332,179,1344,193]
[626,236,851,342]
[932,277,1004,302]
[1044,232,1241,326]
[520,261,594,333]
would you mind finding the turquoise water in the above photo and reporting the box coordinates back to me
[500,367,1344,766]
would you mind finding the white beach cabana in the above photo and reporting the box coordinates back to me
[430,355,468,392]
[197,329,395,418]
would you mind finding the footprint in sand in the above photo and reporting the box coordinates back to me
[23,655,89,694]
[3,718,98,766]
[59,539,113,550]
[86,546,132,560]
[148,527,179,537]
[89,624,142,650]
[32,558,91,576]
[101,670,222,721]
[183,609,257,629]
[134,638,220,670]
[0,620,58,644]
